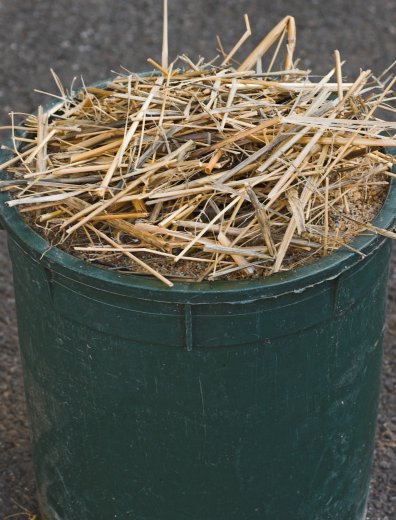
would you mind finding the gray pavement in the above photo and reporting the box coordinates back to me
[0,1,395,518]
[0,0,395,124]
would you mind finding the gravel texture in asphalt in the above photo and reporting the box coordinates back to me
[0,1,395,518]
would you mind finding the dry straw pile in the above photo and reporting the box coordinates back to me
[1,13,396,286]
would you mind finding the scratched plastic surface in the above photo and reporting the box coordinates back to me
[1,138,396,519]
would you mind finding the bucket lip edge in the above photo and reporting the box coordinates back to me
[0,83,395,301]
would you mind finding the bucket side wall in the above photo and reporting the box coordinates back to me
[9,235,392,520]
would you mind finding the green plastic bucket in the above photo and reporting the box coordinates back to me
[0,104,395,519]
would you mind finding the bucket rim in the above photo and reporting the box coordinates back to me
[0,84,395,302]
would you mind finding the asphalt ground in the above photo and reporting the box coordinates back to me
[0,1,395,518]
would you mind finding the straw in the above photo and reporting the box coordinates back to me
[0,16,394,283]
